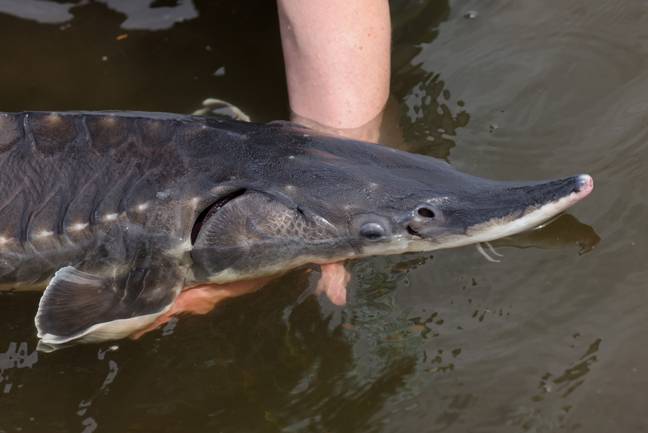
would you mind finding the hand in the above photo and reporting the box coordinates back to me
[315,262,351,306]
[130,261,355,339]
[130,277,273,339]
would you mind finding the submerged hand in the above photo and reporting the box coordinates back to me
[131,262,352,339]
[130,277,273,339]
[315,262,351,306]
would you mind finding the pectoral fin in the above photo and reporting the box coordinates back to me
[35,263,185,347]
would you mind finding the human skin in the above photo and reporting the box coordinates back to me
[277,0,391,142]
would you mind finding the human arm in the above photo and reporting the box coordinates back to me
[277,0,391,142]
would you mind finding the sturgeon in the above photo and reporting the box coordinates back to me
[0,111,593,348]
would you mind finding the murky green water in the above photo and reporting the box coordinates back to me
[1,1,646,432]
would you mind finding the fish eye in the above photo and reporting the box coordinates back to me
[359,222,386,240]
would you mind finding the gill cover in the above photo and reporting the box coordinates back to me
[191,191,338,279]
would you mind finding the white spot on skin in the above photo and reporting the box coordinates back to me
[103,213,118,222]
[156,190,171,200]
[210,185,229,194]
[136,202,149,212]
[288,155,295,160]
[188,197,201,210]
[166,240,193,255]
[0,236,10,245]
[69,222,89,232]
[284,185,296,193]
[425,196,450,205]
[35,230,54,238]
[101,115,117,126]
[368,182,379,191]
[46,113,62,124]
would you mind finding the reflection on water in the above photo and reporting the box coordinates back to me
[0,0,197,29]
[399,73,470,160]
[0,0,647,432]
[73,348,120,433]
[0,0,287,119]
[391,0,464,160]
[0,342,38,395]
[494,214,601,255]
[536,337,601,400]
[505,336,602,432]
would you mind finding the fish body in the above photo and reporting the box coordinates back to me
[0,111,593,348]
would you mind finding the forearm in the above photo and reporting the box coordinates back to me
[277,0,391,133]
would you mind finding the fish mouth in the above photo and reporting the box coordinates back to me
[447,174,594,247]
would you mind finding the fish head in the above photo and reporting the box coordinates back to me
[190,135,593,282]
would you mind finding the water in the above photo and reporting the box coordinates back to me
[0,0,646,432]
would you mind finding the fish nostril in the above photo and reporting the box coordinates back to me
[360,222,386,240]
[417,207,435,218]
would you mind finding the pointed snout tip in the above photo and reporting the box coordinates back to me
[576,174,594,197]
[562,174,594,207]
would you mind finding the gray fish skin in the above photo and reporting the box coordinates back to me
[0,111,593,347]
[0,111,215,288]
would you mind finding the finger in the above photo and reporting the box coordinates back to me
[316,262,351,306]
